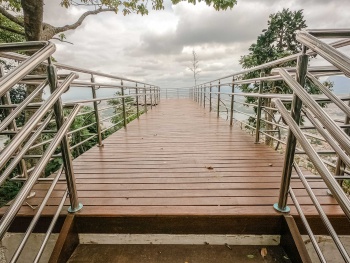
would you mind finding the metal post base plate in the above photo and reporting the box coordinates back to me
[68,203,83,213]
[273,203,290,213]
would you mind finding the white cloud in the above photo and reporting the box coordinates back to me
[43,0,350,89]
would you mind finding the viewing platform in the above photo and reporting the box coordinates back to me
[3,100,345,231]
[2,29,350,262]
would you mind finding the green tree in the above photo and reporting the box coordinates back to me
[240,8,307,94]
[108,92,138,128]
[238,9,333,144]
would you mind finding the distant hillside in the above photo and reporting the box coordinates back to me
[327,76,350,95]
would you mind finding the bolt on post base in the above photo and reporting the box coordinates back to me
[273,203,290,213]
[68,203,83,213]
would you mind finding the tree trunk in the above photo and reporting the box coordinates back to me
[21,0,43,41]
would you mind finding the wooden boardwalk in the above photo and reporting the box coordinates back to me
[3,99,345,229]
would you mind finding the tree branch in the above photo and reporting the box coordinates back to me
[52,37,74,45]
[0,25,25,36]
[0,6,24,27]
[54,8,115,34]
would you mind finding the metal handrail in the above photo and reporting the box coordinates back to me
[277,68,350,155]
[0,104,81,240]
[297,31,350,77]
[274,98,350,219]
[196,38,350,85]
[0,40,160,262]
[0,41,55,97]
[10,166,64,262]
[192,29,350,262]
[0,73,76,171]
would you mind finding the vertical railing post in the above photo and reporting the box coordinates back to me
[157,87,160,104]
[0,67,28,179]
[91,75,103,147]
[217,81,221,118]
[199,86,202,106]
[144,85,148,114]
[203,85,206,109]
[149,86,153,109]
[136,83,139,118]
[153,86,156,105]
[47,58,82,213]
[197,86,199,102]
[230,77,235,126]
[209,83,212,112]
[255,72,265,143]
[274,46,308,213]
[121,80,127,129]
[334,100,350,185]
[157,86,159,104]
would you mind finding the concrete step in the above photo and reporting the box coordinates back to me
[67,244,292,263]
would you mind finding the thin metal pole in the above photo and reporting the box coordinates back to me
[10,166,64,263]
[91,75,103,147]
[159,87,161,103]
[230,77,235,126]
[294,165,350,262]
[289,189,327,263]
[203,86,206,108]
[149,86,153,109]
[335,100,350,181]
[136,83,139,118]
[274,46,308,213]
[0,67,28,179]
[217,81,221,118]
[197,87,199,102]
[47,58,82,213]
[209,83,212,112]
[121,81,127,128]
[144,85,147,113]
[33,190,69,263]
[255,72,265,143]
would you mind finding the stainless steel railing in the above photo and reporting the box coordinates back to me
[192,29,350,262]
[0,41,159,261]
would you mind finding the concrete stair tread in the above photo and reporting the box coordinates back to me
[67,244,292,263]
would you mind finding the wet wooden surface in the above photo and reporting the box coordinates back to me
[1,99,343,218]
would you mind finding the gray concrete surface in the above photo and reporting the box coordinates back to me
[0,233,58,263]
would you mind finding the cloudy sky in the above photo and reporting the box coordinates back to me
[43,0,350,88]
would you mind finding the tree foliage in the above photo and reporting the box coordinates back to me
[108,91,138,127]
[239,9,328,103]
[240,9,306,69]
[238,8,333,134]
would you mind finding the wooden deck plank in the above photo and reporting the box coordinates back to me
[1,99,343,223]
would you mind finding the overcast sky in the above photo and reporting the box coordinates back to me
[44,0,350,89]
